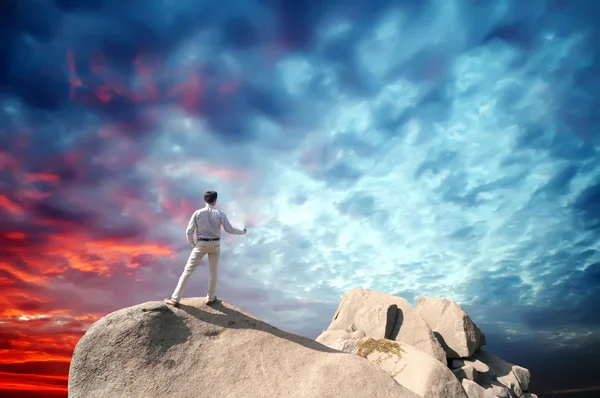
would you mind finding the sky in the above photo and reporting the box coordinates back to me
[0,0,599,397]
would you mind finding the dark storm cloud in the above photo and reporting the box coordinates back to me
[541,164,580,195]
[573,180,600,231]
[33,197,96,226]
[472,325,600,395]
[0,0,287,145]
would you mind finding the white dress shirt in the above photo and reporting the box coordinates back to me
[186,204,244,244]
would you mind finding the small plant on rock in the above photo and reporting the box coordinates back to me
[356,338,404,361]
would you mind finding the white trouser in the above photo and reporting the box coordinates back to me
[171,240,220,302]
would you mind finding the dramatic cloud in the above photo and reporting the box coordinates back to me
[1,0,599,396]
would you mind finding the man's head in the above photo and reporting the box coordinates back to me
[204,190,218,205]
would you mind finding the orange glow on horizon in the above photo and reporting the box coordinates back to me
[0,307,68,319]
[0,371,68,395]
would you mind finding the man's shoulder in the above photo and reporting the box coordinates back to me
[214,207,226,217]
[199,206,223,215]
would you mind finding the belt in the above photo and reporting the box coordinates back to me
[199,237,220,241]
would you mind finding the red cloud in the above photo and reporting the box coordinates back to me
[0,198,176,396]
[0,195,26,216]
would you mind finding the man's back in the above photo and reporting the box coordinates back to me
[195,206,224,239]
[186,204,245,242]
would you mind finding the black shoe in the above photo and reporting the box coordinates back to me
[206,296,217,305]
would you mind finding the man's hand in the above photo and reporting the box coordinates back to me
[189,241,195,247]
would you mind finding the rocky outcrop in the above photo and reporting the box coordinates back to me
[449,351,533,397]
[317,289,538,398]
[318,331,466,398]
[326,288,447,363]
[315,328,367,352]
[68,289,538,398]
[328,292,397,338]
[453,364,481,383]
[68,298,419,398]
[415,296,485,359]
[355,338,468,398]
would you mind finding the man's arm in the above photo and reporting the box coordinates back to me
[186,211,197,245]
[220,212,246,235]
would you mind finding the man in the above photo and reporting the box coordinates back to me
[165,190,246,307]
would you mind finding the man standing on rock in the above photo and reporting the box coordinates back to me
[166,190,246,307]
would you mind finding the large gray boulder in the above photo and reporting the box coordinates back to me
[353,338,468,398]
[452,365,481,383]
[415,296,485,359]
[315,330,467,398]
[478,379,513,398]
[68,298,420,398]
[473,349,531,397]
[329,293,397,339]
[452,349,533,398]
[315,329,367,352]
[451,358,490,374]
[461,379,497,398]
[327,288,447,363]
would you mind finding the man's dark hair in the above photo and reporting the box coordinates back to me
[204,190,218,204]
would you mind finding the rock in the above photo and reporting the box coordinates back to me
[351,337,468,398]
[474,349,531,396]
[461,379,496,398]
[68,299,420,398]
[415,296,485,359]
[328,288,446,362]
[461,379,514,398]
[452,365,480,383]
[478,379,512,398]
[315,329,468,398]
[315,329,366,352]
[452,358,490,374]
[328,290,398,339]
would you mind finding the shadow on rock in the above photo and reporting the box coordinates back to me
[176,300,341,354]
[139,305,191,359]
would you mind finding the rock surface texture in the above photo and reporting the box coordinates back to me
[69,289,538,398]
